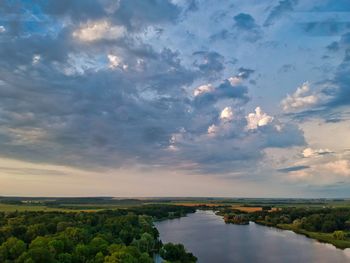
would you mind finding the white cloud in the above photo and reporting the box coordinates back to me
[32,54,41,65]
[193,84,214,96]
[281,82,319,112]
[73,20,125,42]
[302,147,332,158]
[0,26,5,33]
[207,124,218,135]
[220,106,234,121]
[107,54,121,69]
[246,107,273,130]
[228,76,241,85]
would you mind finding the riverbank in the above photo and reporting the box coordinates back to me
[254,221,350,249]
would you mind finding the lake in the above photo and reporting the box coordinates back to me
[155,210,350,263]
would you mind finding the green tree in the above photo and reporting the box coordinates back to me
[27,247,54,263]
[73,244,90,263]
[322,220,337,233]
[0,237,26,260]
[89,237,108,255]
[57,253,72,263]
[160,243,197,263]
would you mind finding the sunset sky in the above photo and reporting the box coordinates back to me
[1,0,350,197]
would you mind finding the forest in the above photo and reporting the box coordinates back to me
[0,205,196,263]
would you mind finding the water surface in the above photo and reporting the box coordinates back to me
[155,210,350,263]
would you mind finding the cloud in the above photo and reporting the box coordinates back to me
[0,26,5,33]
[237,67,255,79]
[193,84,214,97]
[277,165,310,173]
[193,51,225,76]
[246,107,273,130]
[207,124,218,136]
[193,78,249,107]
[233,13,262,42]
[233,13,257,30]
[302,147,332,158]
[0,0,343,194]
[281,82,320,112]
[324,160,350,176]
[107,54,122,69]
[73,20,126,42]
[264,0,298,27]
[322,42,350,109]
[39,0,181,31]
[32,54,41,65]
[220,107,234,121]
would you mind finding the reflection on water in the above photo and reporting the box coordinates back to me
[155,210,350,263]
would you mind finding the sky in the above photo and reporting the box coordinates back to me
[0,0,350,197]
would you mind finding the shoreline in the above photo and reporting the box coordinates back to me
[254,221,350,250]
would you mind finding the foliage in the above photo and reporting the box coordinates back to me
[333,231,345,240]
[160,243,197,263]
[0,205,196,262]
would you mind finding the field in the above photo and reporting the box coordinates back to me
[0,203,66,212]
[232,206,263,213]
[1,197,350,213]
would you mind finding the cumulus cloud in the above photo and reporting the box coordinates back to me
[207,124,218,136]
[0,26,5,33]
[246,107,273,130]
[107,54,123,69]
[281,82,320,112]
[220,107,234,121]
[32,54,41,65]
[73,20,125,42]
[193,84,214,97]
